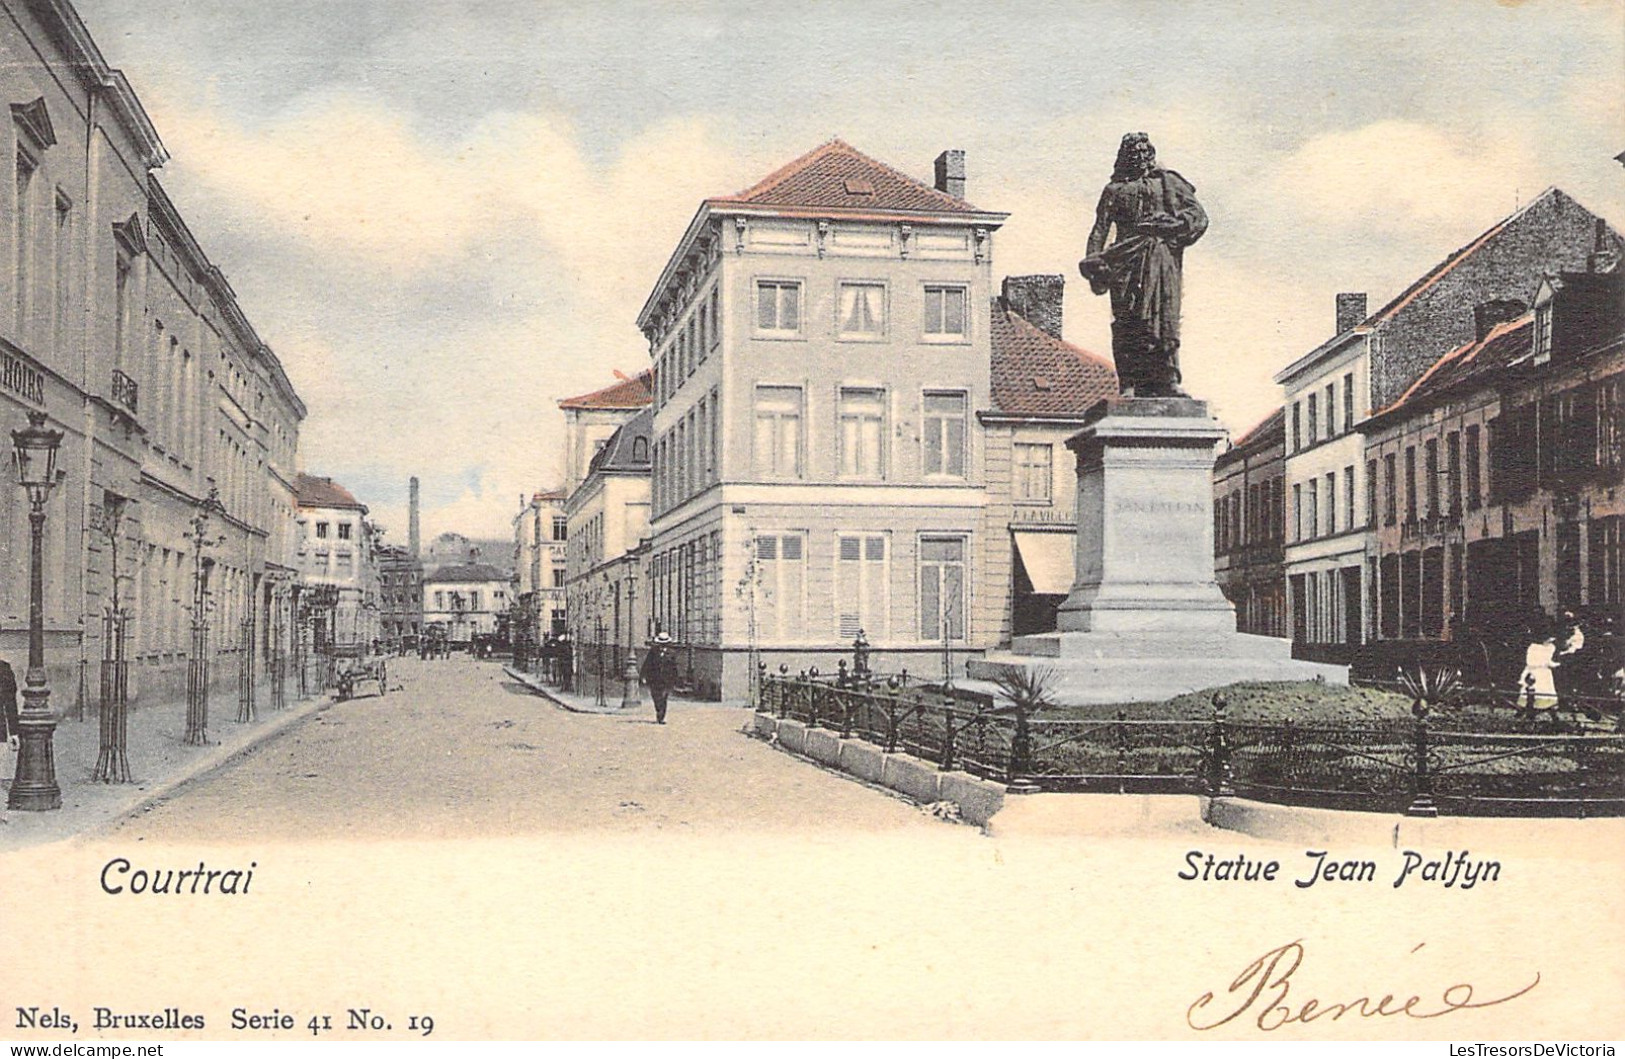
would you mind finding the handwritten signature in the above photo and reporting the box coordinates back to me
[1188,940,1539,1032]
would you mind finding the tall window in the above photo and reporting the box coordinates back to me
[709,286,721,349]
[1424,438,1439,519]
[1597,380,1621,470]
[1533,302,1553,363]
[1445,432,1462,516]
[1307,479,1319,539]
[755,280,801,334]
[838,387,886,479]
[1343,372,1355,431]
[753,385,802,479]
[753,534,805,641]
[553,516,568,541]
[919,537,966,641]
[337,522,352,540]
[922,391,967,477]
[1014,443,1052,501]
[923,285,967,338]
[113,252,131,370]
[1325,383,1336,437]
[1404,446,1417,523]
[1366,459,1377,529]
[1291,402,1302,451]
[838,282,885,338]
[836,533,887,639]
[1293,483,1303,541]
[1384,453,1397,525]
[1307,394,1318,444]
[52,192,70,351]
[14,150,34,329]
[1344,466,1356,533]
[1325,471,1336,535]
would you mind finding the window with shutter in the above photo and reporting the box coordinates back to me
[836,533,887,639]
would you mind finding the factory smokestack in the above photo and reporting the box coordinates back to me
[409,477,421,559]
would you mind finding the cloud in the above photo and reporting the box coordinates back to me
[1266,120,1545,240]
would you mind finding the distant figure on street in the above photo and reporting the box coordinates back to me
[641,633,679,725]
[558,634,573,690]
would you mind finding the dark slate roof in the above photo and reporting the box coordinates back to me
[587,406,653,476]
[988,298,1117,416]
[294,473,366,512]
[709,138,987,216]
[423,562,511,584]
[558,368,654,410]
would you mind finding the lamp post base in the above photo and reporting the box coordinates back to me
[620,654,641,710]
[8,685,61,811]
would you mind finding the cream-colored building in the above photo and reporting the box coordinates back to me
[636,140,1012,699]
[293,474,379,651]
[513,488,568,646]
[0,0,306,715]
[564,406,651,677]
[558,369,652,496]
[423,564,511,646]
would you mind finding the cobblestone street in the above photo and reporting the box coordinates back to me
[109,656,955,842]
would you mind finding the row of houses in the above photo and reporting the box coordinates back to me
[0,0,315,711]
[1215,189,1622,659]
[518,139,1122,701]
[0,0,491,723]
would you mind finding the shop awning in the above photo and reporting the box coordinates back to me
[1012,531,1075,596]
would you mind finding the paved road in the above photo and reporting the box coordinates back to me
[108,656,953,841]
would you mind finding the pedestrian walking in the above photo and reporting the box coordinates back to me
[640,633,678,724]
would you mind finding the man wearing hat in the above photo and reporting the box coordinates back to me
[640,632,679,724]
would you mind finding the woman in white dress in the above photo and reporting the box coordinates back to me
[1520,632,1559,715]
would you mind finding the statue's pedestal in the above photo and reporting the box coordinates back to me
[969,397,1345,705]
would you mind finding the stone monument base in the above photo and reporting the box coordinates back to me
[966,396,1346,706]
[968,630,1346,706]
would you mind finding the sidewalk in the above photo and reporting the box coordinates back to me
[0,682,334,851]
[501,664,740,717]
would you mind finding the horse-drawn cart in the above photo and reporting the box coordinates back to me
[332,644,388,701]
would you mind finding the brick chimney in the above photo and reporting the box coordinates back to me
[934,150,966,199]
[1335,293,1367,334]
[1473,298,1527,341]
[1588,217,1620,274]
[408,476,421,559]
[1003,275,1065,340]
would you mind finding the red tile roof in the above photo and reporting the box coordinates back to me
[294,473,366,511]
[988,299,1117,416]
[709,138,986,216]
[557,368,654,410]
[1232,406,1285,450]
[1371,316,1534,421]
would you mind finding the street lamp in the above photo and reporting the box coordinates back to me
[9,410,64,810]
[620,565,641,710]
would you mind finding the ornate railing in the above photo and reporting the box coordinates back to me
[111,369,139,414]
[757,672,1625,817]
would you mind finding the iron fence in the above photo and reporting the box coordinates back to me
[758,672,1625,817]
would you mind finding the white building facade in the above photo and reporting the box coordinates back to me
[637,140,1008,699]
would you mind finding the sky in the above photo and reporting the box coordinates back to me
[70,0,1625,542]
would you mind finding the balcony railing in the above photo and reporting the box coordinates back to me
[111,369,139,414]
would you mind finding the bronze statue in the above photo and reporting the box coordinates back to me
[1080,133,1208,398]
